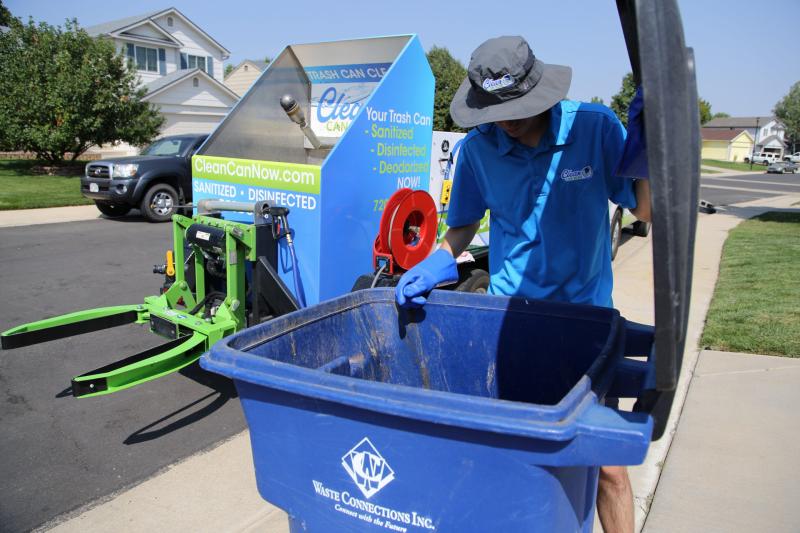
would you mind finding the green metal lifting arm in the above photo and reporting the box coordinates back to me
[1,305,148,350]
[1,209,260,398]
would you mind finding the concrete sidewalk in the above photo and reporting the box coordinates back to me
[0,205,100,228]
[644,350,800,532]
[25,192,800,532]
[700,164,766,177]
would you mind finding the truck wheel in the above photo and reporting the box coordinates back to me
[141,184,178,223]
[610,209,623,260]
[94,201,131,218]
[632,220,651,237]
[455,268,489,294]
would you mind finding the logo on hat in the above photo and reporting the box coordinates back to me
[482,74,515,93]
[341,438,395,498]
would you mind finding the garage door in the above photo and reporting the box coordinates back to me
[160,113,223,137]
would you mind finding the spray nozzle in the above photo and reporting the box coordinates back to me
[280,95,307,127]
[280,94,328,149]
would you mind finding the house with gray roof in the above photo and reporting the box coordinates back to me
[703,116,787,158]
[85,7,238,155]
[224,59,269,96]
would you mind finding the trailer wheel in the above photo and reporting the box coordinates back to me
[141,183,178,223]
[456,268,489,294]
[94,201,131,218]
[610,208,622,261]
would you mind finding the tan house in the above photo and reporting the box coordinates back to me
[703,116,786,158]
[701,128,754,162]
[224,59,268,96]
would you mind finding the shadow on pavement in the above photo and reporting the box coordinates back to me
[124,363,238,445]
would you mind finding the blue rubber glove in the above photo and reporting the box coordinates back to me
[615,85,649,179]
[395,249,459,308]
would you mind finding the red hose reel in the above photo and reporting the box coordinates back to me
[373,188,438,274]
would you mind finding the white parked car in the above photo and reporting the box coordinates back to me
[783,152,800,163]
[745,152,780,165]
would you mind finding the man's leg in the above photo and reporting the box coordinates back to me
[597,465,634,533]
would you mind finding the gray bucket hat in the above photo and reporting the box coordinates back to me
[450,36,572,128]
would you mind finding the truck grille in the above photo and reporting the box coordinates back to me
[86,164,111,179]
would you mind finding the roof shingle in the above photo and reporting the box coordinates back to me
[701,128,750,141]
[704,116,777,128]
[84,9,165,37]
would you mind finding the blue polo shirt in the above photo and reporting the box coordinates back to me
[447,100,636,307]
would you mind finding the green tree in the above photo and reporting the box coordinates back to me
[224,63,234,77]
[426,46,466,132]
[590,96,604,105]
[0,1,13,26]
[698,98,713,125]
[711,112,730,120]
[774,81,800,151]
[612,73,723,128]
[0,18,163,162]
[610,72,636,127]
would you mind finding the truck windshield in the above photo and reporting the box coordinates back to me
[140,137,195,156]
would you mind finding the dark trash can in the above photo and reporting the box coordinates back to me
[201,289,656,532]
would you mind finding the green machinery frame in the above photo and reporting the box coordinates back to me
[1,203,289,398]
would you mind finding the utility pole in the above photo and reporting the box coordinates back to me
[749,116,760,170]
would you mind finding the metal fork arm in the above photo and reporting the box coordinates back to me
[1,305,145,350]
[71,331,207,398]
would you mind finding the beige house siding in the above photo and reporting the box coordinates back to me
[701,130,754,162]
[729,132,753,162]
[224,61,263,96]
[702,140,729,161]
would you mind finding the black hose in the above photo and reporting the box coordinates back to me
[188,291,227,316]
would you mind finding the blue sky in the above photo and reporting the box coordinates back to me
[8,0,799,117]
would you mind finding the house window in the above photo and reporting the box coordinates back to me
[193,77,199,87]
[180,53,211,75]
[167,16,174,27]
[126,44,158,72]
[189,55,206,72]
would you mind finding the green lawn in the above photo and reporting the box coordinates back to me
[702,159,767,173]
[0,159,93,210]
[701,212,800,357]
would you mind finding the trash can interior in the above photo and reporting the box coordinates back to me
[227,289,621,407]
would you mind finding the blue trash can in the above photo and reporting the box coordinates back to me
[201,288,655,532]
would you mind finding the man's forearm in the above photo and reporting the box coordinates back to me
[631,179,651,223]
[440,222,481,258]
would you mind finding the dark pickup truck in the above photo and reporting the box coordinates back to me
[81,133,207,222]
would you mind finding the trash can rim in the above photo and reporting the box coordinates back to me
[230,289,621,354]
[204,346,602,441]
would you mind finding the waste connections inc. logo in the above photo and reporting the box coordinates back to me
[342,438,395,499]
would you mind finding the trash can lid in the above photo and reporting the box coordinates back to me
[619,0,700,392]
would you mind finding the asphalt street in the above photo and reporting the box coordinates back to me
[700,170,800,207]
[0,216,247,532]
